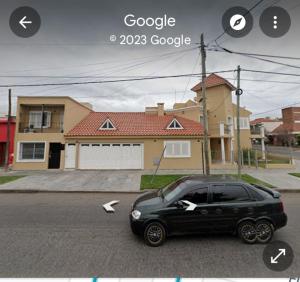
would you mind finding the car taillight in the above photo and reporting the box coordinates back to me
[279,201,284,212]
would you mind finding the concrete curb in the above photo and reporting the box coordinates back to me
[0,189,144,194]
[275,189,300,193]
[0,189,299,193]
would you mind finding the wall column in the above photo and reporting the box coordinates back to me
[221,137,225,164]
[260,126,266,160]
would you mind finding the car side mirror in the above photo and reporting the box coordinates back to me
[174,200,184,208]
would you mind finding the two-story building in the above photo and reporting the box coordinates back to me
[146,74,252,165]
[13,74,252,171]
[13,97,92,170]
[272,107,300,146]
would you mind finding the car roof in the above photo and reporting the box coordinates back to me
[178,175,247,187]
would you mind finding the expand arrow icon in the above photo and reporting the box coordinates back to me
[181,200,197,211]
[19,16,32,29]
[102,200,119,213]
[271,248,286,264]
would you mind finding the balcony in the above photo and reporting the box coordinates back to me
[209,123,233,137]
[18,104,64,133]
[19,122,64,133]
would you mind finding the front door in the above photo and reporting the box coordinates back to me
[48,143,62,169]
[162,186,211,234]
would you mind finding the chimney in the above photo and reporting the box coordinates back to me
[157,103,164,116]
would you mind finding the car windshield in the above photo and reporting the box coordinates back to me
[162,178,187,201]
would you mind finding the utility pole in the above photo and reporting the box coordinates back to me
[236,66,243,178]
[200,34,210,175]
[4,89,12,171]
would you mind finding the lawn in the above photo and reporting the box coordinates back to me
[140,174,274,190]
[289,173,300,179]
[0,176,25,185]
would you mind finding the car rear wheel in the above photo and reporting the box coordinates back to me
[256,220,274,243]
[144,222,166,247]
[238,221,257,244]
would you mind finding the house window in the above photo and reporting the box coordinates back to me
[99,119,116,130]
[234,117,250,129]
[19,142,45,161]
[167,118,183,129]
[164,141,191,158]
[29,111,51,129]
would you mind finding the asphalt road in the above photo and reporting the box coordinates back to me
[0,192,299,277]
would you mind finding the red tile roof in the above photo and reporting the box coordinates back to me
[66,112,204,137]
[191,73,236,92]
[272,123,300,134]
[250,118,280,125]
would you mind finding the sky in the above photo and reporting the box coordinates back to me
[0,0,300,119]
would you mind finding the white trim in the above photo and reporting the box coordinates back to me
[234,117,250,130]
[99,118,116,130]
[17,141,47,163]
[167,118,184,130]
[164,140,191,158]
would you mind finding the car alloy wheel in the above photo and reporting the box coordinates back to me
[238,221,257,244]
[256,220,274,243]
[144,222,166,247]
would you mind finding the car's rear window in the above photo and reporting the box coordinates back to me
[211,184,250,203]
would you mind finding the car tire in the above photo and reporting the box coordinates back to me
[144,222,166,247]
[255,220,274,244]
[238,221,257,244]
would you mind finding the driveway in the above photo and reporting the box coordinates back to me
[0,170,143,192]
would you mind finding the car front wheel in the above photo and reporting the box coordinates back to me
[256,220,274,243]
[238,221,257,244]
[144,222,166,247]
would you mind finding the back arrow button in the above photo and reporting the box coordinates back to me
[10,7,41,38]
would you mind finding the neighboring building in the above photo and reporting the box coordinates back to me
[250,117,282,144]
[13,97,93,170]
[272,107,300,146]
[165,73,252,164]
[13,73,252,171]
[0,117,16,166]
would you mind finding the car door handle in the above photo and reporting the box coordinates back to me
[200,209,208,215]
[215,208,222,215]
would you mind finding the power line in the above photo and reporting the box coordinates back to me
[208,45,300,69]
[0,70,235,88]
[242,69,300,77]
[252,102,300,116]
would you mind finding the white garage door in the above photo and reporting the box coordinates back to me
[79,143,143,169]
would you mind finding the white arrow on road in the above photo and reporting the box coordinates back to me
[19,16,32,29]
[181,200,197,211]
[271,248,286,264]
[102,200,119,213]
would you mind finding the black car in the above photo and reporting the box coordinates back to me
[130,176,287,246]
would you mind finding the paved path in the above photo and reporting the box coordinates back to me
[0,192,298,277]
[0,170,142,192]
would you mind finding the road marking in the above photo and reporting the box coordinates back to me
[102,200,119,213]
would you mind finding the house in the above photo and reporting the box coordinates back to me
[161,73,252,165]
[13,73,252,171]
[13,96,204,170]
[13,96,93,170]
[0,117,16,166]
[250,117,282,144]
[272,107,300,146]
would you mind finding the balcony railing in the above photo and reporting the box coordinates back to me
[19,122,64,133]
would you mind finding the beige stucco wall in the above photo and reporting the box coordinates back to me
[13,97,92,170]
[65,136,204,170]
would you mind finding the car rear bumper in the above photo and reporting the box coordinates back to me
[273,212,288,229]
